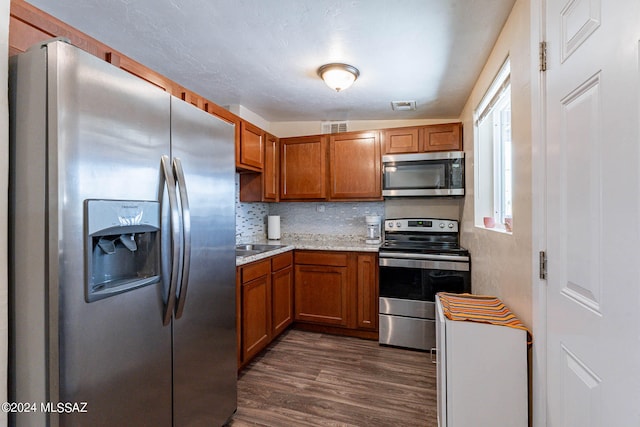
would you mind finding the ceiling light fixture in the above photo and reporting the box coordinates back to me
[317,63,360,92]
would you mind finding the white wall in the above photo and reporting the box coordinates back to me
[1,0,10,425]
[459,0,533,327]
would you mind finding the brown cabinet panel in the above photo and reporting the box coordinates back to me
[295,265,348,326]
[272,251,293,272]
[280,135,327,200]
[356,253,378,330]
[382,127,420,154]
[238,121,265,171]
[241,273,271,362]
[263,133,279,201]
[421,123,463,152]
[295,251,348,267]
[293,250,379,336]
[272,266,294,336]
[238,133,279,202]
[271,252,294,337]
[241,259,270,283]
[238,252,294,368]
[329,131,381,200]
[181,91,203,109]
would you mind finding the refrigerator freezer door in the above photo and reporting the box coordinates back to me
[170,97,237,425]
[11,41,173,426]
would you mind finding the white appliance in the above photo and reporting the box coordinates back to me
[9,40,237,426]
[268,215,281,239]
[435,295,527,427]
[365,215,381,244]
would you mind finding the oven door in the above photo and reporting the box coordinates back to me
[378,255,470,350]
[378,255,471,305]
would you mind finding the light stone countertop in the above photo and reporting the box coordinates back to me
[236,236,380,266]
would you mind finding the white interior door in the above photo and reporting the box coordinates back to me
[545,1,640,425]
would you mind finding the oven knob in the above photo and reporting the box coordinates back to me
[396,221,401,228]
[448,223,454,229]
[388,222,394,228]
[439,223,445,228]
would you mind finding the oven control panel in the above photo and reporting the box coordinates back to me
[385,218,458,232]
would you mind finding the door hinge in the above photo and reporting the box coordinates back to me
[539,251,547,280]
[539,41,547,72]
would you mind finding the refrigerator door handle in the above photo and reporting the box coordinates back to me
[173,157,191,319]
[161,155,181,326]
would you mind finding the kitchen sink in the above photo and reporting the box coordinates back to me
[235,244,286,257]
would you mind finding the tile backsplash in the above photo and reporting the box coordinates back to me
[269,202,385,239]
[235,173,385,242]
[235,174,461,242]
[235,174,268,242]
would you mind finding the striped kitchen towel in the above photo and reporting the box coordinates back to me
[437,292,532,344]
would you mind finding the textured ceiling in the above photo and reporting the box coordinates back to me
[26,0,516,122]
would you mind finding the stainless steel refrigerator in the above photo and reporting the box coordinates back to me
[9,40,237,426]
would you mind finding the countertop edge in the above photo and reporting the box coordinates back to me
[236,241,380,266]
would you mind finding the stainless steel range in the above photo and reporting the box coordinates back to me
[378,218,471,351]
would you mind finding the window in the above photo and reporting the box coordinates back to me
[474,59,512,231]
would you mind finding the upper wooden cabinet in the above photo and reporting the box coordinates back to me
[382,123,463,154]
[421,122,462,152]
[382,127,420,154]
[263,133,279,201]
[237,121,265,171]
[294,250,379,333]
[328,131,381,200]
[238,132,279,202]
[280,135,327,200]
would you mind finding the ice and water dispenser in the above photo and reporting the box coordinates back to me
[85,200,161,302]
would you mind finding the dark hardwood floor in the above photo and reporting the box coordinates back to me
[228,329,437,427]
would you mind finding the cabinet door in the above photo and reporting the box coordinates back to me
[271,266,293,337]
[329,131,381,200]
[263,133,279,201]
[382,127,420,154]
[295,265,348,326]
[356,253,378,330]
[241,274,271,362]
[238,121,264,171]
[421,123,462,152]
[280,136,327,199]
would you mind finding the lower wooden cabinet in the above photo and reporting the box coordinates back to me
[271,252,294,336]
[237,249,378,368]
[239,259,271,363]
[237,251,294,368]
[356,253,378,330]
[294,250,378,333]
[295,264,349,326]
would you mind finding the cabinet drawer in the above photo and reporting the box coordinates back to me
[271,251,293,272]
[295,251,348,267]
[241,259,270,283]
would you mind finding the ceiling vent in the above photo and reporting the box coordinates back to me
[321,121,348,134]
[391,100,417,111]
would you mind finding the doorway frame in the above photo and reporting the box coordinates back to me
[530,0,547,426]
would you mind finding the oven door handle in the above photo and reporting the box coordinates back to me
[379,252,470,263]
[379,257,470,272]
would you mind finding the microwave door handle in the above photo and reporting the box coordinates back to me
[160,155,180,326]
[173,157,191,320]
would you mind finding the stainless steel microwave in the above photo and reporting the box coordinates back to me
[382,152,465,197]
